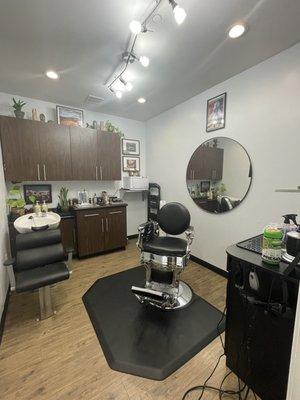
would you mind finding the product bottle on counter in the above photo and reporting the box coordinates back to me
[262,224,283,265]
[34,201,41,216]
[41,200,48,214]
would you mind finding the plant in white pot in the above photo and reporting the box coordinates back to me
[12,98,26,119]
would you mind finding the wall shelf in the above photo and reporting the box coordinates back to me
[120,188,148,201]
[275,188,300,193]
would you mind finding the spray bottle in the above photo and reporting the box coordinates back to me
[282,214,298,247]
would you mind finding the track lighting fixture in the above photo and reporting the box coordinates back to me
[139,55,150,67]
[129,20,142,34]
[169,0,186,25]
[115,90,123,99]
[120,77,133,91]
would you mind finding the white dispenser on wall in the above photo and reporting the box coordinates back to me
[122,176,149,190]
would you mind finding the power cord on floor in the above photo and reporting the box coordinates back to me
[181,302,257,400]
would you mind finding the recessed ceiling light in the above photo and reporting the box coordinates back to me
[138,97,146,104]
[129,20,142,34]
[45,70,59,80]
[228,24,247,39]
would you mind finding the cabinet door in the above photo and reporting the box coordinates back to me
[98,131,121,181]
[37,122,72,181]
[211,148,224,180]
[76,210,105,257]
[0,116,41,181]
[104,207,127,251]
[186,148,201,180]
[59,218,77,255]
[70,127,98,180]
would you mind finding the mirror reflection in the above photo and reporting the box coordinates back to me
[186,137,252,213]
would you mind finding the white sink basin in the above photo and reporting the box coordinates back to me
[14,212,61,234]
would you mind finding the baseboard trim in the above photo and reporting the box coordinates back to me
[0,285,10,346]
[190,255,228,278]
[127,234,138,240]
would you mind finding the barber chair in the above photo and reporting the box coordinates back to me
[4,229,72,320]
[132,202,194,310]
[219,196,233,212]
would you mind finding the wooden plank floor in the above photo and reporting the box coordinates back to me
[0,240,257,399]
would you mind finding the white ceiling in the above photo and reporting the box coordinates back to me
[0,0,299,121]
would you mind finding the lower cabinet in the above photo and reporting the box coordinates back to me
[75,206,127,258]
[59,217,77,255]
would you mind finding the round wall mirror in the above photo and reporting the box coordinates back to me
[186,137,252,213]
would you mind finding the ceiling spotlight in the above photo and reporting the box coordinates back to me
[115,90,123,99]
[139,55,150,67]
[129,20,142,34]
[228,24,246,39]
[45,70,59,80]
[120,77,133,91]
[169,0,186,25]
[138,97,146,104]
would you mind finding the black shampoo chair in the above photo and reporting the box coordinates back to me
[132,202,194,310]
[4,229,72,320]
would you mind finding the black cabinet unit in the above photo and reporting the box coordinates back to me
[225,245,299,400]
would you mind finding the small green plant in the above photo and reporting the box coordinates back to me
[58,187,69,212]
[105,120,124,138]
[12,98,26,112]
[7,185,26,209]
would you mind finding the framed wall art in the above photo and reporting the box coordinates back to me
[122,156,140,172]
[56,105,84,127]
[23,184,52,204]
[206,92,226,132]
[122,138,140,155]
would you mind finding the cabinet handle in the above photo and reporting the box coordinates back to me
[43,164,47,180]
[101,218,104,233]
[109,211,122,215]
[100,166,103,180]
[84,213,100,217]
[106,218,108,232]
[37,164,41,180]
[95,166,98,180]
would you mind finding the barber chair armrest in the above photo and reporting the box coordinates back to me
[185,226,194,252]
[4,258,16,267]
[137,221,159,249]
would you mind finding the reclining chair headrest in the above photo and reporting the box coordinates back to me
[16,229,62,251]
[158,202,190,235]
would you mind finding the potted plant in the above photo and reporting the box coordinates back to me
[12,98,26,119]
[7,185,26,216]
[105,120,124,138]
[58,187,69,212]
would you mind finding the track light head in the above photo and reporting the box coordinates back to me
[139,55,150,67]
[129,20,142,34]
[169,0,186,25]
[120,77,133,91]
[115,90,123,99]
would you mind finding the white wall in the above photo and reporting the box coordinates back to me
[0,142,9,325]
[146,42,300,270]
[0,91,147,235]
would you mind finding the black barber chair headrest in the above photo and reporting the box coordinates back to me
[158,202,190,235]
[16,229,62,250]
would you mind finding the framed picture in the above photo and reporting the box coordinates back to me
[56,105,84,127]
[122,156,140,172]
[122,138,140,155]
[206,92,226,132]
[200,180,210,193]
[23,184,52,204]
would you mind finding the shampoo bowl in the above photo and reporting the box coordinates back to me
[14,212,61,234]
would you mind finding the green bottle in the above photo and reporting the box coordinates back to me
[262,224,283,265]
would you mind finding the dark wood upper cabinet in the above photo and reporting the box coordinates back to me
[0,117,41,181]
[70,127,98,180]
[0,116,122,182]
[37,122,72,181]
[98,131,121,181]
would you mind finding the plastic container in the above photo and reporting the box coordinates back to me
[262,224,283,265]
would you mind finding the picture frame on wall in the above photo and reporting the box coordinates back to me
[122,156,140,172]
[56,105,84,127]
[206,92,226,132]
[23,184,52,204]
[122,138,140,155]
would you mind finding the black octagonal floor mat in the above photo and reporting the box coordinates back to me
[83,266,225,380]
